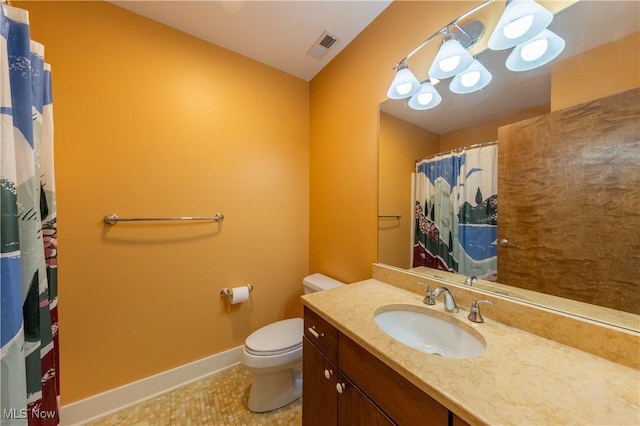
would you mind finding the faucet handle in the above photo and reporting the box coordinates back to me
[468,299,495,323]
[464,275,478,286]
[423,286,436,305]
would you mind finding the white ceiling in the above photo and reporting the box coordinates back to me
[109,0,392,81]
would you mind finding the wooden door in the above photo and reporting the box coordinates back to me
[497,88,640,314]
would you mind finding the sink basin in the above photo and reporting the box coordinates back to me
[374,305,486,359]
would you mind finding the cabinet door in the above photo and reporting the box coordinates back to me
[337,372,395,426]
[452,413,471,426]
[339,333,449,426]
[303,337,337,426]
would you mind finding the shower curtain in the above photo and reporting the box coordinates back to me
[1,4,59,426]
[413,144,498,281]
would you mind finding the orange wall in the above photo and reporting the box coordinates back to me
[19,1,309,403]
[439,105,550,151]
[378,112,439,268]
[309,1,481,283]
[551,32,640,111]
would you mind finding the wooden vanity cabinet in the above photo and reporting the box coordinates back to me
[303,307,391,425]
[303,306,465,426]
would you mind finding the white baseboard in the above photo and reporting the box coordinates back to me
[60,346,243,425]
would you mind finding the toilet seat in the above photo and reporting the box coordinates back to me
[244,343,302,357]
[245,318,303,355]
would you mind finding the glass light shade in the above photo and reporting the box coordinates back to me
[488,0,553,50]
[506,29,565,72]
[428,39,474,80]
[387,65,421,99]
[449,59,493,94]
[408,81,442,110]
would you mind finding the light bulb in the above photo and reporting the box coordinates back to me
[387,65,421,99]
[417,92,434,105]
[488,0,554,50]
[396,82,413,96]
[449,59,492,94]
[506,29,565,72]
[503,14,533,39]
[429,38,474,79]
[439,55,461,73]
[521,38,548,61]
[408,81,442,110]
[460,70,481,88]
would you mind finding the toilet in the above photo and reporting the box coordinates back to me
[241,273,345,412]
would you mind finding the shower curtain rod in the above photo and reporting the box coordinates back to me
[415,140,498,163]
[103,213,225,225]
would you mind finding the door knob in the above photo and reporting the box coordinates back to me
[336,383,345,393]
[500,239,512,247]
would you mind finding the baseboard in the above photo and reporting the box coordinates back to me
[60,345,243,425]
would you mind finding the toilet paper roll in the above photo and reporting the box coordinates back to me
[231,286,249,304]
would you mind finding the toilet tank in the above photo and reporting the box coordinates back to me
[303,273,345,294]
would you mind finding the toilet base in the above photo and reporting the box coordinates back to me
[247,363,302,412]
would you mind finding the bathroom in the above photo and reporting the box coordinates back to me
[1,0,638,425]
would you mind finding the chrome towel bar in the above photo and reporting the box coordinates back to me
[104,213,224,225]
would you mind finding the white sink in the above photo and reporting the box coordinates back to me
[374,306,486,359]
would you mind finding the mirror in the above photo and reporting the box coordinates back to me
[378,0,640,331]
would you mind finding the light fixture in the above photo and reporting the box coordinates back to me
[428,34,474,80]
[386,62,421,99]
[488,0,554,50]
[506,29,565,71]
[408,81,442,110]
[386,0,566,111]
[449,59,492,94]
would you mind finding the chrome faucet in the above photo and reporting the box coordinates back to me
[423,286,459,313]
[464,275,478,286]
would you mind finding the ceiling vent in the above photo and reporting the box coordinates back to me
[306,31,340,60]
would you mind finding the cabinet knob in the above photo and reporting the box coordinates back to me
[324,369,333,379]
[336,383,345,394]
[307,326,324,339]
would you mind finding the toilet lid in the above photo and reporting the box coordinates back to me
[245,318,303,353]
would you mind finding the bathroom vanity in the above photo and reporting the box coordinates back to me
[300,276,640,425]
[302,306,467,425]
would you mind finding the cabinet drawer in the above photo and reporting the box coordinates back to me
[304,306,338,362]
[339,333,449,426]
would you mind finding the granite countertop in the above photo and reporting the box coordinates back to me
[301,279,640,426]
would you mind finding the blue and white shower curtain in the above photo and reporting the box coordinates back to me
[1,4,59,425]
[413,144,498,281]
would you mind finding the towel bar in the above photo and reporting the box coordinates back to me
[104,213,224,225]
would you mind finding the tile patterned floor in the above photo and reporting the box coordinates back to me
[84,365,302,426]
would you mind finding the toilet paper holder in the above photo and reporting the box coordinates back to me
[220,284,253,298]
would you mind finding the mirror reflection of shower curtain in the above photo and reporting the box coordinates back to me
[413,143,498,281]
